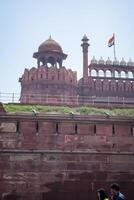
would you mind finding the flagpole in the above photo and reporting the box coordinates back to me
[113,33,116,60]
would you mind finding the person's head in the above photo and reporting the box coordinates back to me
[97,188,108,200]
[110,183,120,196]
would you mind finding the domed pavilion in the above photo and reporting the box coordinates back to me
[19,36,77,105]
[33,36,67,68]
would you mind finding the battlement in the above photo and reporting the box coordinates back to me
[20,66,77,85]
[19,66,77,104]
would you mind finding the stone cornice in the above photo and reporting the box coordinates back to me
[0,113,134,124]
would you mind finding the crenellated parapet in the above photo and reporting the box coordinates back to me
[19,65,77,104]
[20,66,77,85]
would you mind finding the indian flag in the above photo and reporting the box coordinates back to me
[108,34,114,47]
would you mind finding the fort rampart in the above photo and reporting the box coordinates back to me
[0,113,134,200]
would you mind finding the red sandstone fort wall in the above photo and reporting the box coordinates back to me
[0,114,134,151]
[20,66,77,104]
[0,113,134,199]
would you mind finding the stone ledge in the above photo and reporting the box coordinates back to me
[0,149,134,155]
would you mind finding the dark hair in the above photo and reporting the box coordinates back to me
[97,188,108,200]
[110,183,120,191]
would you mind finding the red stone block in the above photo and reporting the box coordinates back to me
[114,125,131,136]
[59,122,75,134]
[39,122,54,134]
[96,124,112,136]
[77,124,91,135]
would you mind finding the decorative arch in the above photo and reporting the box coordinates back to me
[95,79,103,91]
[98,70,104,77]
[125,81,132,92]
[115,70,119,78]
[110,81,116,92]
[29,68,37,81]
[91,69,97,77]
[105,70,112,77]
[118,81,124,92]
[120,71,126,78]
[128,71,133,79]
[103,79,109,91]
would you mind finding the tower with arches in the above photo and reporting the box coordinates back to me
[78,36,134,99]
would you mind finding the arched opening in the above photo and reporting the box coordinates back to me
[121,71,126,78]
[128,71,133,79]
[115,70,119,78]
[98,70,104,77]
[106,70,112,77]
[47,56,56,66]
[91,69,97,77]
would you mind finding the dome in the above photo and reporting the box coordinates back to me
[38,36,63,53]
[91,56,97,64]
[98,56,105,65]
[81,34,89,42]
[113,57,119,65]
[120,57,126,66]
[106,57,112,65]
[127,58,133,66]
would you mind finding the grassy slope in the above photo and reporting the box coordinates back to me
[3,103,134,116]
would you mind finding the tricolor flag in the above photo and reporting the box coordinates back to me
[108,34,114,47]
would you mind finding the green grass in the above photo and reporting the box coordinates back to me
[3,103,134,116]
[4,104,72,114]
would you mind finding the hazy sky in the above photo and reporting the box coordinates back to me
[0,0,134,94]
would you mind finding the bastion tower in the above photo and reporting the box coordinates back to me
[19,36,77,104]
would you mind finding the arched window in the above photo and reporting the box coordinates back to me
[128,71,133,79]
[106,70,112,77]
[115,70,119,78]
[91,69,97,77]
[121,71,126,78]
[47,63,52,67]
[98,70,104,77]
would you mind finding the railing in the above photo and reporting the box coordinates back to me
[0,92,20,103]
[0,92,134,106]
